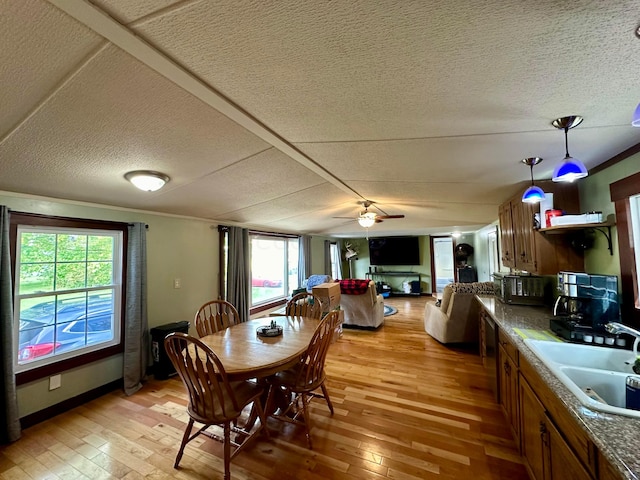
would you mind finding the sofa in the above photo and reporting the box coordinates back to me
[423,281,494,344]
[339,279,384,329]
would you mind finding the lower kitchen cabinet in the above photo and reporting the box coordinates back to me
[520,375,592,480]
[498,330,519,445]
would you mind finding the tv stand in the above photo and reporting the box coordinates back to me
[365,271,422,296]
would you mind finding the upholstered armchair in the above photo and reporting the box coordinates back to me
[339,280,384,329]
[423,282,494,344]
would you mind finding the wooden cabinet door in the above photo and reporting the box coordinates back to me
[547,419,592,480]
[510,200,537,272]
[498,202,515,267]
[519,374,546,480]
[499,343,520,446]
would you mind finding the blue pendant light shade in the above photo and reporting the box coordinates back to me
[632,102,640,127]
[551,116,588,183]
[522,185,546,203]
[521,157,545,203]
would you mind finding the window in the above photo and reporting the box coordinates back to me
[330,243,340,279]
[250,233,298,307]
[10,214,126,383]
[630,194,640,303]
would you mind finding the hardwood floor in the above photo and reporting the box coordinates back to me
[0,297,529,480]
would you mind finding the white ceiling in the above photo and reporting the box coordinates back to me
[1,0,639,238]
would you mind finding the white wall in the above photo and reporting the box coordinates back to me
[1,191,218,417]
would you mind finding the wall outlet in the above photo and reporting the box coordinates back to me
[49,374,61,390]
[174,278,181,289]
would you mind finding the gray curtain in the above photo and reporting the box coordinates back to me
[0,206,20,443]
[334,239,344,280]
[123,223,149,396]
[324,240,331,276]
[227,227,250,322]
[298,235,311,285]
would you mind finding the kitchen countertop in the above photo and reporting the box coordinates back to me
[477,295,640,480]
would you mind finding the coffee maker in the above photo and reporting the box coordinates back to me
[550,272,619,342]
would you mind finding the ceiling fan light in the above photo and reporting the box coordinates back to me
[522,185,546,203]
[632,102,640,127]
[357,212,376,228]
[125,170,169,191]
[551,158,588,183]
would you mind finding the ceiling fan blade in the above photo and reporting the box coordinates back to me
[376,214,405,220]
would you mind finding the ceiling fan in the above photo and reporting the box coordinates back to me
[334,200,405,228]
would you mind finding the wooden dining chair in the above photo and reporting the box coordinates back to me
[265,310,342,448]
[286,292,324,319]
[164,332,268,480]
[195,300,241,337]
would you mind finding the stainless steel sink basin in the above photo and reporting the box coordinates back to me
[524,339,640,418]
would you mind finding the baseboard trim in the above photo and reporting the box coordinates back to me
[20,379,123,429]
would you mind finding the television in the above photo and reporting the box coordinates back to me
[368,236,420,266]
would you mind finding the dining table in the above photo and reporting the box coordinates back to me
[195,315,322,381]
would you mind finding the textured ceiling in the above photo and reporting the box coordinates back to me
[1,0,639,237]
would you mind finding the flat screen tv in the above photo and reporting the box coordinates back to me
[368,236,420,266]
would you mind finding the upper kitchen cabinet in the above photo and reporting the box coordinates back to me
[498,181,584,275]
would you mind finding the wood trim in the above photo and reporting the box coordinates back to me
[19,379,122,429]
[610,171,640,202]
[614,199,640,323]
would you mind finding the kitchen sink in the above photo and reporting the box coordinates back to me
[524,339,640,418]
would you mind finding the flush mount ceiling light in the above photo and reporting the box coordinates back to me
[125,170,170,191]
[521,157,545,203]
[357,211,377,228]
[551,116,588,183]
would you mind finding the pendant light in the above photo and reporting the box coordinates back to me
[551,116,588,183]
[633,103,640,127]
[521,157,545,203]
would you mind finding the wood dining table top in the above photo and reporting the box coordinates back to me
[196,315,321,381]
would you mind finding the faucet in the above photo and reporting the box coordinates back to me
[605,322,640,363]
[605,322,640,338]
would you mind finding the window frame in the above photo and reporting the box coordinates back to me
[10,212,127,385]
[610,171,640,326]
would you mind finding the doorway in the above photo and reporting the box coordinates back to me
[430,236,455,296]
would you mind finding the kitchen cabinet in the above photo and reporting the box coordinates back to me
[498,329,519,446]
[520,374,592,480]
[498,181,584,274]
[499,201,515,267]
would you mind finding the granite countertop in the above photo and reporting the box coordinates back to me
[476,295,640,480]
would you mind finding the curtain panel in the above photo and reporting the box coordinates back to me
[0,206,20,443]
[123,223,149,396]
[227,227,250,322]
[298,235,311,286]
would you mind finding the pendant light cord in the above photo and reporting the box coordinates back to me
[564,126,571,159]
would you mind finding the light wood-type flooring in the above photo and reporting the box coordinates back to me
[0,296,529,479]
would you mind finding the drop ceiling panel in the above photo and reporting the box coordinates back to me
[0,0,103,137]
[120,1,640,143]
[147,148,328,218]
[296,127,640,188]
[91,0,182,24]
[0,44,270,207]
[220,183,354,229]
